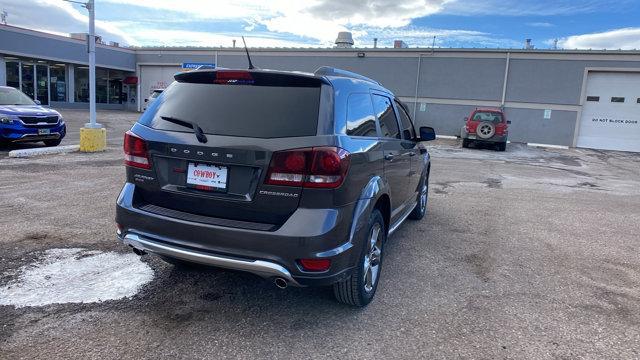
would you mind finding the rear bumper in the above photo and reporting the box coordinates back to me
[461,129,507,143]
[115,183,361,287]
[122,232,305,286]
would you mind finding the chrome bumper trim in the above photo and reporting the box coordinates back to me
[12,132,62,142]
[122,233,303,286]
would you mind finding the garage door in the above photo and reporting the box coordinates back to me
[576,72,640,152]
[139,65,181,111]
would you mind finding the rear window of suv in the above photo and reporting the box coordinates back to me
[472,111,503,123]
[140,73,321,138]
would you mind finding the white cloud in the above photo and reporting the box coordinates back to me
[558,28,640,50]
[98,0,275,20]
[442,0,620,16]
[99,0,452,43]
[526,22,555,28]
[2,0,137,45]
[357,27,521,48]
[130,29,323,48]
[2,0,534,48]
[304,0,450,27]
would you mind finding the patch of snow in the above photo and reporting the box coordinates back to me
[0,248,154,308]
[436,135,458,140]
[527,143,569,150]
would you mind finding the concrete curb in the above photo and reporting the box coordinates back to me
[9,145,80,158]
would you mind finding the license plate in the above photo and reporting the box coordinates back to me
[38,129,50,135]
[187,163,228,190]
[467,135,476,139]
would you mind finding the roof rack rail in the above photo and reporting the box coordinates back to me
[314,66,380,85]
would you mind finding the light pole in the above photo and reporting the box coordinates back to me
[64,0,105,151]
[86,0,98,128]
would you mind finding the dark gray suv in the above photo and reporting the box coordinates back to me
[116,67,436,306]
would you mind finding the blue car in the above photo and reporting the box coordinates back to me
[0,86,66,147]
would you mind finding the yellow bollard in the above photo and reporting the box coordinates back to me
[79,127,107,152]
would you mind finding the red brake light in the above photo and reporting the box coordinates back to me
[213,70,254,85]
[265,150,309,186]
[265,147,350,189]
[306,147,350,188]
[123,131,151,169]
[298,258,331,272]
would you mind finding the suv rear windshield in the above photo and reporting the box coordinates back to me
[472,111,503,123]
[140,76,321,138]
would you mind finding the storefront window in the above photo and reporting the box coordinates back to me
[21,63,35,99]
[76,66,113,103]
[108,70,124,104]
[36,64,49,105]
[50,65,66,102]
[96,68,108,104]
[75,66,89,102]
[6,61,19,88]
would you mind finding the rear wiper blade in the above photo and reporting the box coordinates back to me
[160,116,208,144]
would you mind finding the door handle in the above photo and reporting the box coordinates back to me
[408,152,416,157]
[385,154,394,161]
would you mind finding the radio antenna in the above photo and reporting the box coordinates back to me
[241,36,255,70]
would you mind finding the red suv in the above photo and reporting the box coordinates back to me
[460,108,510,151]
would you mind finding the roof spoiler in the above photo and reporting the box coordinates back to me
[314,66,380,85]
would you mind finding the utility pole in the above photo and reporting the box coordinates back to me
[64,0,105,151]
[86,0,98,129]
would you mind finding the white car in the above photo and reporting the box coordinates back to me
[143,89,163,111]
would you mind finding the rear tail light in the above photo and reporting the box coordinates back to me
[123,131,151,169]
[298,258,331,272]
[265,147,350,189]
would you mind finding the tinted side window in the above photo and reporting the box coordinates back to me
[372,94,400,139]
[395,100,416,140]
[346,93,378,137]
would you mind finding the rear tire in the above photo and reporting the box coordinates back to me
[497,142,507,152]
[462,139,470,148]
[43,138,62,147]
[333,209,386,307]
[409,173,428,220]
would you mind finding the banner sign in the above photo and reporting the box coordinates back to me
[181,63,216,70]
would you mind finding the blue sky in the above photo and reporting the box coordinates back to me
[3,0,640,49]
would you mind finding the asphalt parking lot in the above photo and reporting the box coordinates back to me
[1,110,639,359]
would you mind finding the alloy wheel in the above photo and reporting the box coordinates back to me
[363,223,383,293]
[419,179,428,213]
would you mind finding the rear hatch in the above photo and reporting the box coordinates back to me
[126,70,331,229]
[467,111,506,137]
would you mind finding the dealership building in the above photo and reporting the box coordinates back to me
[1,24,639,151]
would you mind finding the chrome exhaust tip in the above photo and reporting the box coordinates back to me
[274,277,288,289]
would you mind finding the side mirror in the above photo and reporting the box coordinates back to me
[34,100,41,105]
[464,117,468,122]
[507,120,512,124]
[419,126,436,141]
[144,99,149,103]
